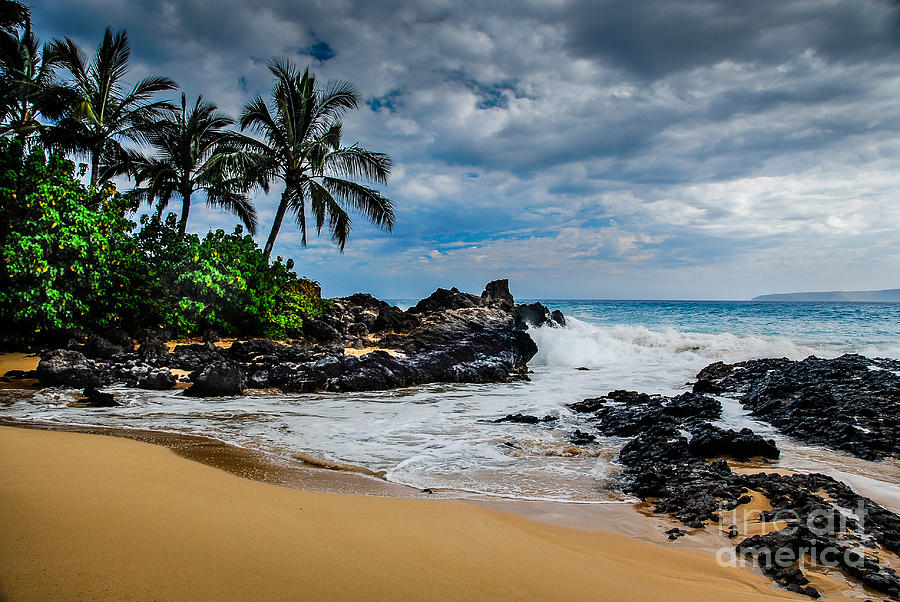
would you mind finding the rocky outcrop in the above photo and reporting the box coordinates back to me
[82,386,120,407]
[35,280,546,396]
[693,354,900,460]
[36,350,100,388]
[687,423,780,460]
[514,301,566,329]
[501,381,900,598]
[183,363,244,397]
[567,390,722,437]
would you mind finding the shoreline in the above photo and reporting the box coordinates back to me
[0,424,799,600]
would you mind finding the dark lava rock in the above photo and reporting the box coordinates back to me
[570,429,597,445]
[137,368,177,390]
[82,387,120,407]
[514,301,565,329]
[83,336,125,360]
[184,363,244,397]
[666,528,687,540]
[612,413,900,598]
[492,413,556,424]
[693,354,900,460]
[30,280,550,395]
[566,390,721,437]
[555,374,900,598]
[104,327,134,351]
[481,278,515,309]
[409,287,481,314]
[170,343,224,372]
[137,327,172,365]
[687,423,780,460]
[36,350,100,388]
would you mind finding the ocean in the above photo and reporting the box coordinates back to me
[3,300,899,508]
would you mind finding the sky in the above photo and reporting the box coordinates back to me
[32,0,900,300]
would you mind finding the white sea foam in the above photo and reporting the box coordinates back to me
[530,317,833,370]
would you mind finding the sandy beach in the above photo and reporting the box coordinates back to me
[0,425,797,600]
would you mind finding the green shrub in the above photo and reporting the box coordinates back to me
[0,140,329,346]
[0,140,136,346]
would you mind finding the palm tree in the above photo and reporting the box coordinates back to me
[0,0,28,35]
[50,27,176,186]
[132,93,259,235]
[0,20,72,142]
[239,58,395,256]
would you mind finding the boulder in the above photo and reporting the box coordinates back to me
[82,386,120,407]
[183,363,244,397]
[36,350,100,388]
[687,423,780,460]
[137,369,177,390]
[83,336,125,360]
[514,302,565,328]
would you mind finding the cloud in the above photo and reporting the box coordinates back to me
[30,0,900,299]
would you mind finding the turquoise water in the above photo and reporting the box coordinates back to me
[533,300,900,356]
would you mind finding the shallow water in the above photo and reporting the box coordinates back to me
[1,300,898,510]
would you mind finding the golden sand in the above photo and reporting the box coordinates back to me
[0,426,798,601]
[0,352,40,374]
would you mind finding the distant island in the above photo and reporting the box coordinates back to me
[752,288,900,302]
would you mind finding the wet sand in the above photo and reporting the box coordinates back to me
[0,425,797,601]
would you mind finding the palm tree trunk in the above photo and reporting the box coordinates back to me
[89,151,100,187]
[179,192,191,236]
[263,190,290,257]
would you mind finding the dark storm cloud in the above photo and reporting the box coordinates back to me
[564,0,900,78]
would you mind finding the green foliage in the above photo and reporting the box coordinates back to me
[0,139,135,344]
[131,214,327,338]
[0,139,328,346]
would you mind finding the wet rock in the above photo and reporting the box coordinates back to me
[136,368,177,390]
[666,528,686,540]
[693,354,900,460]
[492,413,556,424]
[36,350,100,388]
[82,387,120,407]
[184,362,244,397]
[30,281,549,395]
[687,423,780,460]
[514,301,565,329]
[569,429,596,445]
[567,390,721,438]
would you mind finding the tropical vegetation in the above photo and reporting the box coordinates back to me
[0,2,395,348]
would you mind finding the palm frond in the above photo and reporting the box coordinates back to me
[321,176,395,231]
[324,146,391,184]
[309,179,351,251]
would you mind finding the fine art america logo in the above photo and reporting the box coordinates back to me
[715,500,876,570]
